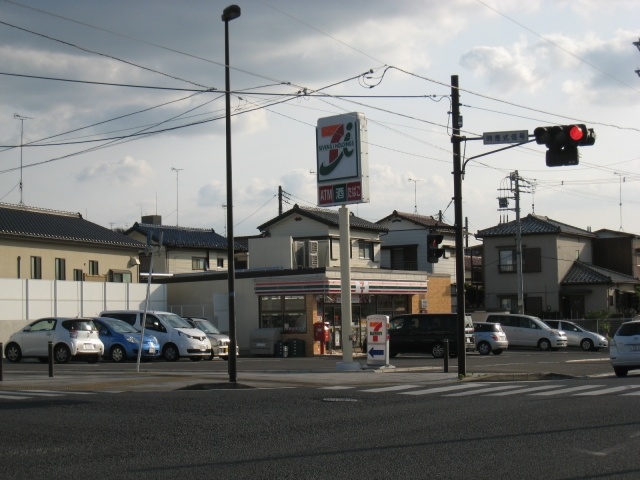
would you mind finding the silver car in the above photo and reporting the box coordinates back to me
[609,320,640,377]
[473,322,508,355]
[185,317,238,360]
[544,320,608,351]
[4,317,104,363]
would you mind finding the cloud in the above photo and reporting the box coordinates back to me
[76,155,152,186]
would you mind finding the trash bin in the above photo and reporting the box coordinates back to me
[249,328,282,356]
[274,341,289,357]
[287,339,305,357]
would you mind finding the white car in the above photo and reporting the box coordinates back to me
[544,320,608,351]
[473,322,508,355]
[609,320,640,377]
[5,317,104,363]
[485,313,568,350]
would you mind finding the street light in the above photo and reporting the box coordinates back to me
[222,4,240,383]
[171,167,183,226]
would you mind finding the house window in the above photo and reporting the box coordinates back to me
[55,258,66,280]
[217,258,224,268]
[498,295,518,313]
[31,256,42,279]
[73,269,83,281]
[259,295,307,333]
[358,241,374,260]
[192,257,207,270]
[109,270,132,283]
[88,260,99,275]
[498,247,541,273]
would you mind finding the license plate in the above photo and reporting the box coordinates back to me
[83,343,95,350]
[200,346,206,351]
[148,347,155,354]
[630,345,640,352]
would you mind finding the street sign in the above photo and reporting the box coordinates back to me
[483,130,529,145]
[366,314,389,367]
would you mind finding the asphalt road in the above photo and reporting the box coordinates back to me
[1,381,639,479]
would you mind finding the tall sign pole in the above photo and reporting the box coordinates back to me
[451,75,467,376]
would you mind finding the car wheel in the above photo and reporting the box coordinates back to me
[53,344,71,363]
[431,343,444,358]
[38,357,48,363]
[580,339,594,351]
[492,349,503,355]
[614,367,628,377]
[5,343,22,363]
[477,341,492,355]
[110,345,127,363]
[538,338,551,351]
[86,354,100,364]
[189,356,203,362]
[163,344,180,362]
[220,356,229,361]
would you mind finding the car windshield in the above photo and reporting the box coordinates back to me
[616,323,640,336]
[193,319,221,334]
[159,313,193,329]
[102,318,138,334]
[62,320,97,332]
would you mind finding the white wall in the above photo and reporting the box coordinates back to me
[0,278,167,345]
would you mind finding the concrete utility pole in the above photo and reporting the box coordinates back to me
[451,75,467,377]
[512,171,524,315]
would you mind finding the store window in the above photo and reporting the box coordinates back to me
[259,295,307,333]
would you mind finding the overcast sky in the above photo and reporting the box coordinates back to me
[0,0,638,239]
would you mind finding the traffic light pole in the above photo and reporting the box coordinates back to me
[451,75,466,377]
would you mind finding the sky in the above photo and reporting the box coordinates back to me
[0,0,638,240]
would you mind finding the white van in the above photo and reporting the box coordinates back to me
[485,313,568,351]
[99,310,211,361]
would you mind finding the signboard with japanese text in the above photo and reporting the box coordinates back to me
[483,130,529,145]
[316,112,370,206]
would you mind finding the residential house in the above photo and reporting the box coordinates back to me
[0,202,143,283]
[125,215,247,278]
[592,229,640,280]
[476,214,639,318]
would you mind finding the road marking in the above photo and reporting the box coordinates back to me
[575,385,640,396]
[320,386,356,390]
[361,385,421,393]
[445,384,523,396]
[488,384,563,396]
[0,393,32,400]
[531,385,604,396]
[400,383,485,396]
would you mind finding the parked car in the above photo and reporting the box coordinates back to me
[485,313,567,350]
[184,317,238,360]
[92,317,161,362]
[99,310,211,361]
[4,317,104,364]
[367,313,475,358]
[544,320,608,351]
[609,320,640,377]
[473,322,508,355]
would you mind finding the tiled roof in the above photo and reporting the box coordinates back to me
[476,214,595,238]
[257,204,387,233]
[376,210,454,230]
[561,261,640,286]
[127,223,246,251]
[0,203,143,248]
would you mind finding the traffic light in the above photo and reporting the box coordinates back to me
[427,234,444,263]
[533,124,596,167]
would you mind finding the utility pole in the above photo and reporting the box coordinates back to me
[512,171,524,315]
[451,75,467,377]
[278,186,283,215]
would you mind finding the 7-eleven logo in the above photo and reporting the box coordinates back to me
[318,122,354,176]
[368,321,383,343]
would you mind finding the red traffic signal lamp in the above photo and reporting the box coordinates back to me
[427,234,444,263]
[534,124,596,167]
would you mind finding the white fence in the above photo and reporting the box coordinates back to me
[0,278,167,344]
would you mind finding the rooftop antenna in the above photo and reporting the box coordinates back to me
[614,172,625,231]
[408,178,422,213]
[14,113,33,205]
[171,167,184,226]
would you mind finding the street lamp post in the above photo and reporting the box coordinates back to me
[222,4,241,383]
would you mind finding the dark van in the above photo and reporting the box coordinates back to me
[387,313,474,358]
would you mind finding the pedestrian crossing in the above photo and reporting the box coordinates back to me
[0,390,99,401]
[320,382,640,398]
